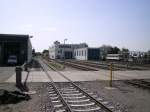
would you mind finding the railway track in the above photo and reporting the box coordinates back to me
[64,61,99,71]
[48,59,99,71]
[65,60,123,71]
[85,60,149,70]
[47,58,149,71]
[125,79,150,89]
[39,59,119,112]
[66,60,149,71]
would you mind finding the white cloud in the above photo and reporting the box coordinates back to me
[25,24,33,28]
[43,27,57,32]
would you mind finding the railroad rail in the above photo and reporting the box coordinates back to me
[125,79,150,89]
[39,58,120,112]
[65,60,122,71]
[84,60,149,70]
[39,59,72,112]
[65,60,149,71]
[48,59,99,71]
[64,61,99,71]
[48,58,149,71]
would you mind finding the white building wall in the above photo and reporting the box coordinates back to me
[57,47,73,59]
[55,46,64,59]
[49,42,88,59]
[74,48,88,60]
[49,44,74,59]
[49,46,56,59]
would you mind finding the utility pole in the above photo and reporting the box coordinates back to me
[109,63,113,87]
[63,38,67,67]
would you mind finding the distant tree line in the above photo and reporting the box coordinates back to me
[100,45,129,54]
[100,45,129,60]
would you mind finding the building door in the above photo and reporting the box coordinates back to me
[88,49,100,60]
[4,42,20,65]
[65,51,72,59]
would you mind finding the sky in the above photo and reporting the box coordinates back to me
[0,0,150,52]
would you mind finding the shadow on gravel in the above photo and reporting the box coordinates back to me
[0,89,31,105]
[16,83,29,92]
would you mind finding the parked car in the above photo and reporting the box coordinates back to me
[7,55,17,65]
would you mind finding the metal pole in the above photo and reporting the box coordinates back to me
[15,66,22,87]
[63,38,67,67]
[109,63,113,87]
[24,63,28,71]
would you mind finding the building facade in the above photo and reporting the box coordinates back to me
[49,41,88,59]
[74,47,100,60]
[49,41,101,61]
[0,34,32,65]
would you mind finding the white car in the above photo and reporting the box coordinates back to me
[7,55,17,65]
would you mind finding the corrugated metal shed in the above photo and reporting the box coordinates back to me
[0,34,32,65]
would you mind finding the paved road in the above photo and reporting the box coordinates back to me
[5,70,150,82]
[0,67,15,82]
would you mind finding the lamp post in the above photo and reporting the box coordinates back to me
[63,38,68,59]
[63,38,67,68]
[64,38,67,45]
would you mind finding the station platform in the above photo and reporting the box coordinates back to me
[5,70,150,82]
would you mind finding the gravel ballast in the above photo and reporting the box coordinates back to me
[75,80,150,112]
[0,80,150,112]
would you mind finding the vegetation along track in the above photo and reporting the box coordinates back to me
[39,58,120,112]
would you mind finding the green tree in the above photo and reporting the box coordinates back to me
[122,48,129,52]
[42,50,49,54]
[112,46,120,54]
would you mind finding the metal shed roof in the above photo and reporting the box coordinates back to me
[0,34,29,38]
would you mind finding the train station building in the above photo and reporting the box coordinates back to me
[49,41,100,60]
[0,34,32,65]
[74,47,100,60]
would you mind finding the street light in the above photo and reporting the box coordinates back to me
[63,38,68,59]
[64,38,68,44]
[63,38,67,68]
